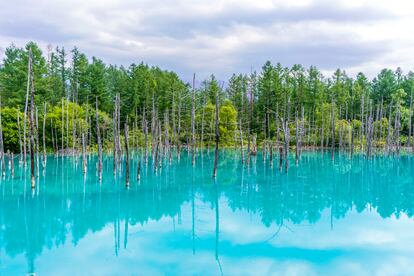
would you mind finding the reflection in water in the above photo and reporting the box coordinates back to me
[1,151,414,274]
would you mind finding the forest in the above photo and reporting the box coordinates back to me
[0,41,414,175]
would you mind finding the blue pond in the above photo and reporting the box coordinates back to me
[1,151,414,275]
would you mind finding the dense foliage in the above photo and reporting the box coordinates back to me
[1,41,414,153]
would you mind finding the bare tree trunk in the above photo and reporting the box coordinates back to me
[51,119,55,154]
[191,73,196,166]
[124,119,130,187]
[0,96,4,177]
[395,107,401,157]
[321,110,324,151]
[366,115,373,158]
[409,92,413,148]
[117,94,121,163]
[66,99,69,151]
[82,132,87,174]
[177,93,182,155]
[35,107,40,177]
[239,119,244,163]
[331,99,335,161]
[72,99,76,156]
[379,98,384,151]
[213,93,219,178]
[23,48,33,167]
[61,99,64,156]
[164,112,170,161]
[201,94,206,148]
[96,98,102,181]
[42,102,47,167]
[373,103,379,154]
[17,112,23,164]
[113,95,118,175]
[153,120,160,173]
[282,120,290,173]
[350,117,354,158]
[300,106,304,158]
[295,110,299,165]
[28,48,36,188]
[360,96,364,152]
[386,103,393,155]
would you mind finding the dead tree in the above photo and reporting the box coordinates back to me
[409,91,413,148]
[51,119,55,154]
[331,99,335,161]
[17,112,23,164]
[124,119,130,187]
[365,115,374,158]
[321,110,324,151]
[61,100,64,156]
[23,47,33,167]
[72,99,76,156]
[35,107,40,176]
[295,110,299,165]
[386,103,393,154]
[42,102,47,167]
[281,99,291,173]
[116,94,122,164]
[0,97,4,177]
[96,98,102,181]
[113,95,118,175]
[201,94,206,148]
[177,90,182,155]
[239,119,244,163]
[300,106,304,158]
[82,132,87,174]
[66,99,69,151]
[281,119,290,173]
[360,96,365,152]
[213,92,220,178]
[142,107,148,163]
[395,107,401,156]
[28,49,36,188]
[191,73,196,166]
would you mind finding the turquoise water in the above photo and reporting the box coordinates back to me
[1,151,414,275]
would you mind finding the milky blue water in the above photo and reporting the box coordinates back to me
[1,151,414,275]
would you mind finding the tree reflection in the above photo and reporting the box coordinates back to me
[1,152,414,273]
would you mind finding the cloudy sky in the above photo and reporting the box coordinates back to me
[0,0,413,81]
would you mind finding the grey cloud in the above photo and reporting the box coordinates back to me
[0,0,409,81]
[121,2,393,39]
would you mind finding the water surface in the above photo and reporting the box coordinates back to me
[1,151,414,275]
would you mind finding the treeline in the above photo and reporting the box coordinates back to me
[1,41,414,157]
